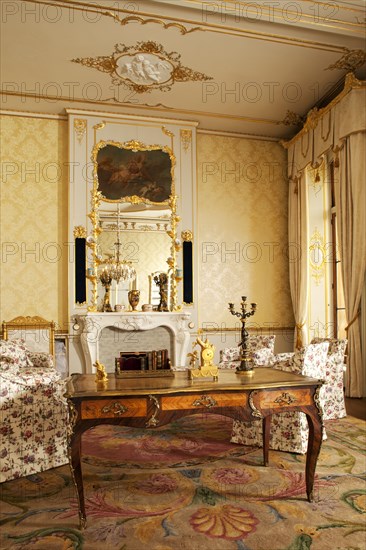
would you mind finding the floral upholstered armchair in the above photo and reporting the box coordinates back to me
[0,329,69,482]
[230,341,330,454]
[310,337,347,420]
[218,335,276,369]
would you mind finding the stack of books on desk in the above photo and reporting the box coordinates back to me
[115,349,173,377]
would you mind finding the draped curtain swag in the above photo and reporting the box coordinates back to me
[285,74,366,397]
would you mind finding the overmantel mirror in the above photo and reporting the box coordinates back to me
[86,139,182,313]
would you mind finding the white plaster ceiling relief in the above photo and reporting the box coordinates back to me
[72,41,212,95]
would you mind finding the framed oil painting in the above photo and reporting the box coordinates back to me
[96,143,173,204]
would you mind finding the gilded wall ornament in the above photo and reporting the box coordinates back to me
[180,129,192,151]
[74,119,87,143]
[72,41,212,94]
[181,230,193,242]
[326,49,366,72]
[73,225,87,239]
[309,228,326,286]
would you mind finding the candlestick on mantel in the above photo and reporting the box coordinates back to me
[228,296,257,374]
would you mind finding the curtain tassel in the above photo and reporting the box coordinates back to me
[345,309,361,332]
[295,322,305,349]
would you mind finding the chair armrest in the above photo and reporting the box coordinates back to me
[26,351,55,369]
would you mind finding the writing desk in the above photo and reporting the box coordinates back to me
[65,369,324,529]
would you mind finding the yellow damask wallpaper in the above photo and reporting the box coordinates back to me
[0,115,294,335]
[0,115,68,329]
[197,134,294,329]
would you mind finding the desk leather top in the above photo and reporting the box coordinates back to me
[65,368,322,398]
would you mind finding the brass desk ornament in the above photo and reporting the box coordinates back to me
[94,359,108,387]
[229,296,257,374]
[188,336,219,381]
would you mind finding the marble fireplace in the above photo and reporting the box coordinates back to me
[76,311,191,373]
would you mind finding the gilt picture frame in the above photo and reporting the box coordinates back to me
[95,141,174,204]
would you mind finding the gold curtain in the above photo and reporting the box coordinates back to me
[288,174,309,349]
[334,132,366,397]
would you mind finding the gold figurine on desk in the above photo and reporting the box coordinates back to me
[188,336,219,381]
[94,360,108,384]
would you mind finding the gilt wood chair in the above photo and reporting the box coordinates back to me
[2,315,56,362]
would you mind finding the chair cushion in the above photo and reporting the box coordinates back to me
[0,339,33,368]
[251,347,274,366]
[26,351,54,369]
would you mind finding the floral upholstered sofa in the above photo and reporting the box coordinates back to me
[0,339,69,482]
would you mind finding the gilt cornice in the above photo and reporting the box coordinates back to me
[281,73,366,149]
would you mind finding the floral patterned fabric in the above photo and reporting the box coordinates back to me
[231,342,330,454]
[310,337,347,420]
[0,344,69,483]
[26,351,55,369]
[219,335,275,369]
[0,339,33,368]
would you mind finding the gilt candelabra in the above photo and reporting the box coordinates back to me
[228,296,257,374]
[99,268,113,312]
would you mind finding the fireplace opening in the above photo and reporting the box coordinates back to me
[98,325,174,372]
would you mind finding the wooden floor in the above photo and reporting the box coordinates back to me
[345,397,366,420]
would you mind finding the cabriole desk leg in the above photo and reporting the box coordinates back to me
[68,429,87,529]
[262,415,271,466]
[305,408,323,503]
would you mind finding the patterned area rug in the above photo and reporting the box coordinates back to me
[0,414,365,550]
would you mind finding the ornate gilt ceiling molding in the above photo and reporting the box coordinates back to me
[24,0,352,52]
[108,12,200,35]
[325,48,366,72]
[278,110,305,127]
[72,41,212,94]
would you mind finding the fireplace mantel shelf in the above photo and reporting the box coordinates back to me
[76,311,192,373]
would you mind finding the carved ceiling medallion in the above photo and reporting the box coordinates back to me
[72,41,212,94]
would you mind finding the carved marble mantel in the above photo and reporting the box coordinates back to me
[76,312,191,373]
